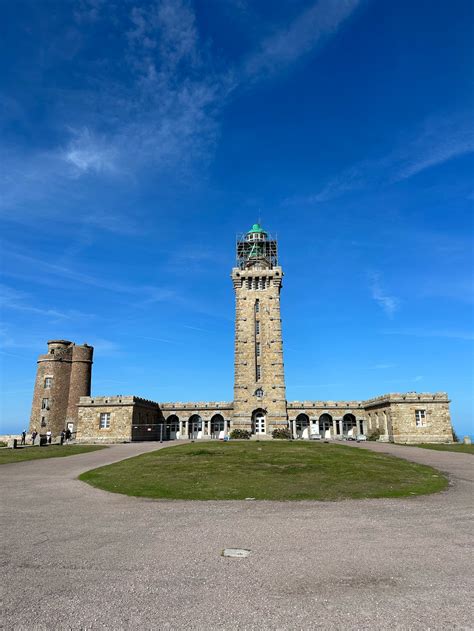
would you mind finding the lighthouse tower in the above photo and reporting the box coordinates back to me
[231,224,287,436]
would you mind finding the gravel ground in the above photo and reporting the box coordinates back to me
[1,441,472,630]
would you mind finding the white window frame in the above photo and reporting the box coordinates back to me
[44,377,53,389]
[99,412,111,429]
[415,409,426,428]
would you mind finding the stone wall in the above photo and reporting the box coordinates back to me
[76,396,138,443]
[364,392,453,443]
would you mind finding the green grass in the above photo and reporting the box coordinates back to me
[79,441,448,501]
[416,443,474,454]
[0,444,107,465]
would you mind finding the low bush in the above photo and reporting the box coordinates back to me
[367,428,381,441]
[0,441,7,448]
[229,429,251,440]
[272,428,291,439]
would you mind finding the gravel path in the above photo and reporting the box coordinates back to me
[1,441,472,630]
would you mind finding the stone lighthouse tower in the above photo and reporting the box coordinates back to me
[231,224,287,436]
[29,340,93,436]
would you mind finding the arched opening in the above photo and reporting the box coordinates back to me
[295,413,310,439]
[211,414,225,439]
[342,413,357,437]
[319,413,333,439]
[252,409,266,435]
[166,414,179,440]
[188,414,202,440]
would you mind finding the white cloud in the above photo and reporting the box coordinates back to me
[368,272,399,318]
[284,112,474,205]
[64,128,119,174]
[244,0,361,79]
[382,328,474,341]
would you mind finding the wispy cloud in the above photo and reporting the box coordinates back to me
[382,328,474,341]
[368,272,399,318]
[369,363,397,369]
[1,0,364,220]
[0,283,93,321]
[284,112,474,205]
[243,0,361,80]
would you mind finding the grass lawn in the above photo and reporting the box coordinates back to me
[79,441,447,500]
[0,444,107,465]
[416,443,474,455]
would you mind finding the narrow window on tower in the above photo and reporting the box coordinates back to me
[256,342,261,357]
[255,299,260,313]
[255,321,260,335]
[41,398,49,410]
[256,365,261,381]
[44,377,52,389]
[259,277,265,290]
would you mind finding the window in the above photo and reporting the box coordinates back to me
[256,365,261,381]
[41,398,49,410]
[415,409,426,427]
[255,299,260,313]
[255,321,260,334]
[41,417,46,427]
[256,342,261,357]
[44,377,52,389]
[255,388,264,398]
[99,413,111,429]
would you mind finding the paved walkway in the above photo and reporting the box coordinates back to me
[1,442,472,630]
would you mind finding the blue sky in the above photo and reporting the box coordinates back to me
[0,0,473,438]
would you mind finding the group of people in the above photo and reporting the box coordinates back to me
[20,428,73,445]
[60,428,73,444]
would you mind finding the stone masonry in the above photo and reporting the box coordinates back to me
[29,224,455,444]
[29,340,93,436]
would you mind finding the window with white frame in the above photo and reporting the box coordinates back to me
[255,388,264,398]
[99,413,111,429]
[44,377,53,389]
[41,398,49,409]
[415,409,426,427]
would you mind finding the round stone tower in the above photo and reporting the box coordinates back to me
[29,340,93,437]
[66,344,94,427]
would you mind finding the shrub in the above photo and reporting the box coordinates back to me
[452,430,459,443]
[367,428,381,441]
[272,428,291,439]
[229,429,251,440]
[0,441,7,448]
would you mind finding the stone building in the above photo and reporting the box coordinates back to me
[30,224,454,444]
[30,340,93,436]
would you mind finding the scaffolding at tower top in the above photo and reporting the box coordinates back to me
[236,223,278,270]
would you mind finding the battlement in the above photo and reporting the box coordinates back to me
[363,392,450,407]
[287,401,363,409]
[79,396,160,407]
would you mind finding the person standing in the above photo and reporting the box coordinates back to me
[21,430,26,445]
[46,429,52,444]
[31,430,38,445]
[60,430,65,445]
[65,428,72,443]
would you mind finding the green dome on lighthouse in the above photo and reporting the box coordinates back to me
[248,223,266,234]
